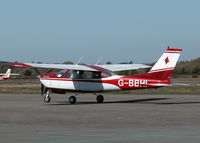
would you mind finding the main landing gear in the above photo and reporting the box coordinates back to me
[68,94,104,104]
[69,96,76,104]
[96,95,104,103]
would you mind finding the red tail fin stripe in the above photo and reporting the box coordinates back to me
[166,48,183,52]
[148,67,174,73]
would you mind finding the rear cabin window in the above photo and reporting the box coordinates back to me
[101,70,115,77]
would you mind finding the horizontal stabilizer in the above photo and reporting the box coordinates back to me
[171,83,190,86]
[149,83,189,87]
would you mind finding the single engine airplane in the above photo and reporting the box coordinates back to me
[11,47,182,104]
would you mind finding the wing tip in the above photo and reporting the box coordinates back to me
[11,63,32,68]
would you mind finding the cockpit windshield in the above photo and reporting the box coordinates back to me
[56,70,67,77]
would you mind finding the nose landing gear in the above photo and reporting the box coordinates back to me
[44,90,51,103]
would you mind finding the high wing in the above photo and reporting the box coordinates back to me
[11,63,151,72]
[97,64,151,71]
[11,63,98,71]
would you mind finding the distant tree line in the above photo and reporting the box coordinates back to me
[174,58,200,75]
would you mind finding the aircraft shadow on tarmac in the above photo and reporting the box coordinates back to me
[47,97,200,106]
[154,101,200,105]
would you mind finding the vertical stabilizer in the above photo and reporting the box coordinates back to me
[147,47,183,80]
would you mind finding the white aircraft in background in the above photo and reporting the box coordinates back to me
[0,69,19,80]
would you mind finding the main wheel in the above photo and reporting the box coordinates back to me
[44,96,51,103]
[69,96,76,104]
[96,95,104,103]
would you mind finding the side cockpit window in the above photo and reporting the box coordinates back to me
[69,70,79,79]
[67,70,101,79]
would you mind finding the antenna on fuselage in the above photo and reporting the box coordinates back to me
[76,56,84,65]
[95,56,103,65]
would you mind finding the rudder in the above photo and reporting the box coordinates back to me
[147,47,183,80]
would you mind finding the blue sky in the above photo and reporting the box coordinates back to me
[0,0,199,64]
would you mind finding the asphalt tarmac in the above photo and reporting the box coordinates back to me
[0,93,200,143]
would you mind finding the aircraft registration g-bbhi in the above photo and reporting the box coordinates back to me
[11,47,183,104]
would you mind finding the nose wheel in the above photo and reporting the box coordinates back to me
[44,96,51,103]
[44,90,51,103]
[96,95,104,103]
[69,96,76,104]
